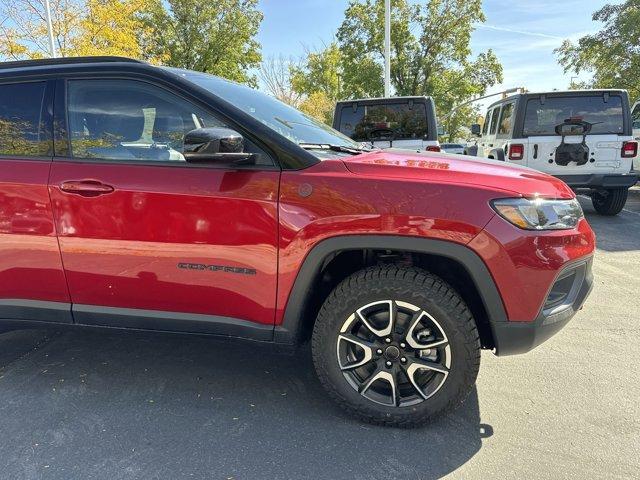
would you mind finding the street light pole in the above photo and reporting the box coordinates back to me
[43,0,57,58]
[384,0,391,97]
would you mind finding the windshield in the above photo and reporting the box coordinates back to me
[164,67,359,149]
[523,95,625,136]
[337,102,429,141]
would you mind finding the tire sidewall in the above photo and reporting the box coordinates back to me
[312,271,479,425]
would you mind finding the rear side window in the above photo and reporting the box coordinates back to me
[338,102,429,141]
[489,106,500,134]
[482,109,492,135]
[523,95,624,135]
[498,102,515,135]
[632,102,640,129]
[0,82,47,156]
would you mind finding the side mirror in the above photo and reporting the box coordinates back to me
[183,127,255,165]
[470,123,481,136]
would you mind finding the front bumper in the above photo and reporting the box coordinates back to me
[490,257,593,356]
[556,172,638,189]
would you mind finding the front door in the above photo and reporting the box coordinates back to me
[48,78,279,335]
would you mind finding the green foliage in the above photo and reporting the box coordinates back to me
[556,1,640,101]
[292,0,503,138]
[145,0,263,85]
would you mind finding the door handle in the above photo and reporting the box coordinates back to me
[533,144,538,159]
[60,180,114,196]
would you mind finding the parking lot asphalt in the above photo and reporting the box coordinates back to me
[0,195,639,480]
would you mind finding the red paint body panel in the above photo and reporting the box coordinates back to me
[275,155,594,326]
[48,161,279,325]
[469,216,595,321]
[342,150,576,199]
[275,159,498,324]
[0,159,70,303]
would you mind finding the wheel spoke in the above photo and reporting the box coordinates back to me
[356,300,395,337]
[360,369,397,406]
[405,310,448,349]
[336,334,375,370]
[404,358,449,399]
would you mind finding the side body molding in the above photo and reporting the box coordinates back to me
[275,235,508,344]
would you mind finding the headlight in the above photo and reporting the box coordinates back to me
[491,197,583,230]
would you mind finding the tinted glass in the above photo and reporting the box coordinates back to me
[632,103,640,129]
[523,95,624,135]
[489,106,500,134]
[498,103,514,135]
[338,102,429,141]
[0,82,47,156]
[67,79,235,162]
[167,68,359,148]
[482,109,492,135]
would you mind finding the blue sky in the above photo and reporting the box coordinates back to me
[257,0,610,109]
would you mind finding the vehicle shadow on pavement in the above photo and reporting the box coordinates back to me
[0,328,489,480]
[579,195,640,253]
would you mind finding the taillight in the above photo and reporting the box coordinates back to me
[508,143,524,160]
[621,141,638,158]
[425,145,440,152]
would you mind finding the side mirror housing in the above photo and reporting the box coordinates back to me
[470,123,481,136]
[183,127,255,165]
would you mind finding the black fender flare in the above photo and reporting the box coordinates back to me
[275,235,508,344]
[463,145,478,156]
[488,148,505,161]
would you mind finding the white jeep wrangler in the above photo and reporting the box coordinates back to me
[467,90,638,215]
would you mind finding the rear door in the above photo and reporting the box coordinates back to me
[0,79,71,322]
[479,106,500,157]
[631,100,640,170]
[48,77,279,335]
[522,93,627,175]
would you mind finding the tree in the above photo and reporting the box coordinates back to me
[145,0,262,85]
[259,55,303,107]
[291,0,502,139]
[556,1,640,100]
[0,0,155,60]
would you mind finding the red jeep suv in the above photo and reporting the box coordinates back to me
[0,57,594,426]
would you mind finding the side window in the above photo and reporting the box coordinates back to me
[489,106,501,134]
[632,102,640,130]
[482,109,492,135]
[67,79,269,164]
[0,82,48,156]
[498,102,515,136]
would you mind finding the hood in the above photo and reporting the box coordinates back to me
[341,149,575,199]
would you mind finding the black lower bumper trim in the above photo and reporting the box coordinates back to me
[556,173,638,189]
[491,257,593,356]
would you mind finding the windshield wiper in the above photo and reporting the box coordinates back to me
[298,143,372,154]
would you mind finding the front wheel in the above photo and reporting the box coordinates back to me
[311,265,480,427]
[591,187,628,215]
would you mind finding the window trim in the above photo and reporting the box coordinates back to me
[496,101,515,138]
[519,93,628,138]
[488,105,501,135]
[0,78,54,160]
[54,76,280,171]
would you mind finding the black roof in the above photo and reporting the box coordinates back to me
[485,89,629,110]
[0,56,146,71]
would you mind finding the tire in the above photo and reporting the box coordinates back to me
[591,187,628,216]
[311,265,480,427]
[463,145,478,156]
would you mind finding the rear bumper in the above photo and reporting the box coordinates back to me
[556,172,638,189]
[490,257,593,356]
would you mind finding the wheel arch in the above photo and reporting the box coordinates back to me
[275,235,507,347]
